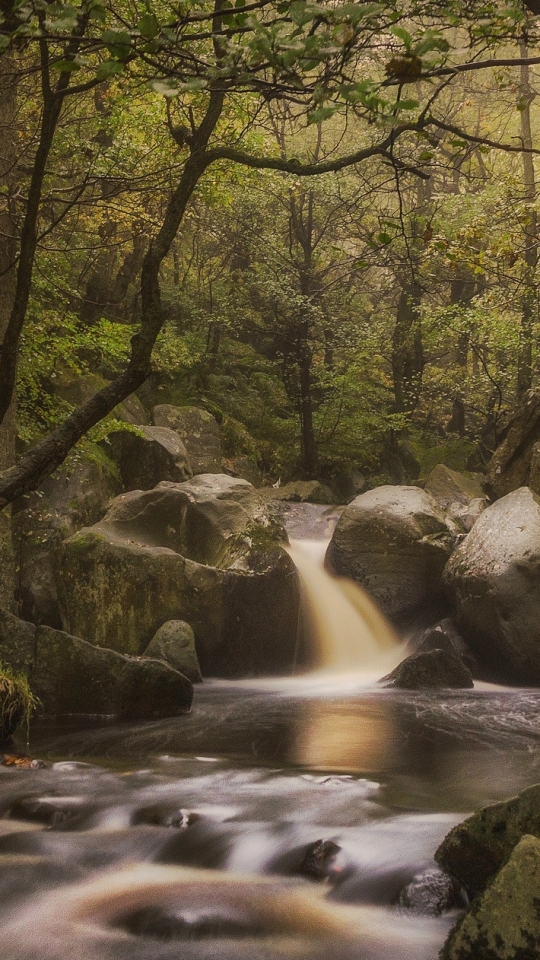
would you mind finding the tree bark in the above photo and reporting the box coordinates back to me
[391,283,424,414]
[516,37,538,400]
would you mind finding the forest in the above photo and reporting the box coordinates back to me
[2,3,540,960]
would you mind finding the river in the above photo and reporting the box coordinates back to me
[0,504,539,959]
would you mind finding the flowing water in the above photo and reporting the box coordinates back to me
[1,503,540,960]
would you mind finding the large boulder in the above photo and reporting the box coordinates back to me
[380,649,474,689]
[441,834,540,960]
[325,486,454,620]
[143,620,202,683]
[424,464,485,510]
[487,391,540,498]
[0,609,192,720]
[444,487,540,683]
[12,447,122,628]
[57,475,299,677]
[411,617,478,673]
[152,405,222,474]
[436,782,540,899]
[106,425,192,490]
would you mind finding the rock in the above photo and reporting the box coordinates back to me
[424,464,486,510]
[444,487,540,683]
[436,782,540,899]
[58,475,298,677]
[530,442,540,497]
[143,620,202,683]
[412,618,478,673]
[446,497,487,533]
[53,369,148,424]
[441,834,540,960]
[106,425,192,491]
[298,840,341,881]
[12,447,122,628]
[487,392,540,498]
[325,486,454,620]
[33,626,192,719]
[222,456,264,487]
[380,649,474,689]
[398,867,462,915]
[0,609,36,676]
[152,405,222,474]
[259,481,336,505]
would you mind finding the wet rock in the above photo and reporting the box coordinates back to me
[12,446,121,628]
[380,649,474,689]
[132,804,199,829]
[32,625,193,719]
[444,487,540,683]
[58,475,298,677]
[151,405,222,474]
[441,834,540,960]
[325,486,455,620]
[0,853,85,907]
[115,905,261,940]
[398,867,463,915]
[8,795,93,829]
[412,618,478,674]
[299,839,342,881]
[436,782,540,899]
[487,391,540,498]
[143,620,202,684]
[106,425,192,491]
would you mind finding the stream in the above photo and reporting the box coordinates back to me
[1,503,540,959]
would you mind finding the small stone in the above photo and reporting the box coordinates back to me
[380,649,474,689]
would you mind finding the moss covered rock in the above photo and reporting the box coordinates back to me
[436,782,540,900]
[58,475,299,677]
[143,620,202,683]
[442,834,540,960]
[12,446,122,628]
[106,425,192,491]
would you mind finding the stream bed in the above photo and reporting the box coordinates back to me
[1,681,540,960]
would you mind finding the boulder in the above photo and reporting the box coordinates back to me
[12,447,122,628]
[444,487,540,683]
[0,609,192,720]
[259,481,336,505]
[380,649,474,689]
[58,475,299,677]
[325,486,454,620]
[530,442,540,497]
[412,618,478,673]
[34,626,192,719]
[143,620,202,683]
[436,782,540,899]
[222,455,264,487]
[424,464,486,510]
[53,369,148,425]
[106,425,192,491]
[441,834,540,960]
[487,392,540,498]
[152,405,222,474]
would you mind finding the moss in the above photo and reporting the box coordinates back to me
[0,663,39,743]
[67,531,107,553]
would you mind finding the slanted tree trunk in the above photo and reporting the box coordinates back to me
[445,277,476,435]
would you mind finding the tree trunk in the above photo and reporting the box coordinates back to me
[0,55,18,607]
[516,38,538,400]
[391,283,424,414]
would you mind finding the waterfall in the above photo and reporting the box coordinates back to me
[287,539,405,678]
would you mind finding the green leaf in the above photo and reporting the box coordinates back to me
[308,104,338,124]
[96,59,124,80]
[137,13,159,39]
[149,78,180,97]
[51,58,80,72]
[393,98,419,111]
[390,25,412,49]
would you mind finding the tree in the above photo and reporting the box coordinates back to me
[0,0,539,508]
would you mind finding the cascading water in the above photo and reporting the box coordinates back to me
[286,537,406,679]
